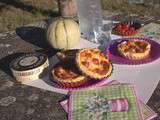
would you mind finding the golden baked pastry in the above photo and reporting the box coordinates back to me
[117,40,151,60]
[76,48,113,79]
[56,49,77,63]
[51,61,87,88]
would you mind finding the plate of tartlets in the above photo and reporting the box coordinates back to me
[113,21,142,36]
[50,48,113,90]
[105,38,160,65]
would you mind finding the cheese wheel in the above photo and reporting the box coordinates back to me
[10,53,49,83]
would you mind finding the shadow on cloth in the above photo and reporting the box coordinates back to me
[0,52,25,77]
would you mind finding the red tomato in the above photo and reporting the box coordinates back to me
[92,58,99,65]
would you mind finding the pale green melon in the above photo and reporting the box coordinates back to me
[47,18,80,49]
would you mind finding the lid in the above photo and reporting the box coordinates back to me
[10,53,48,71]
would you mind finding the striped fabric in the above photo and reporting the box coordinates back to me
[69,84,143,120]
[108,98,128,112]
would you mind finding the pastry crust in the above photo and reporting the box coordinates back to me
[51,61,87,88]
[117,40,151,60]
[56,49,78,62]
[76,48,113,79]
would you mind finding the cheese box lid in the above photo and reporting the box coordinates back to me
[10,53,48,71]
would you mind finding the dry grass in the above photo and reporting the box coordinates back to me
[102,0,160,16]
[0,0,58,32]
[0,0,159,33]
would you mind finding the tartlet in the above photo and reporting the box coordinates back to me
[76,48,113,79]
[51,61,87,88]
[56,49,77,63]
[117,40,151,60]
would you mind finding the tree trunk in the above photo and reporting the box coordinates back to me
[58,0,77,18]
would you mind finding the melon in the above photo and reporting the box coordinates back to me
[47,18,80,49]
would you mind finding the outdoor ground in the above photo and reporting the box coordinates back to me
[0,0,160,33]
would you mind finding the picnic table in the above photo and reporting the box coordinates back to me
[0,16,160,120]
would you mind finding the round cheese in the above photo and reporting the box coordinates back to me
[10,53,49,83]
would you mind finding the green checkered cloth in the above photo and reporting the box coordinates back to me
[69,84,142,120]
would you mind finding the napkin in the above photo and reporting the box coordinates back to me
[60,80,157,120]
[68,84,143,120]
